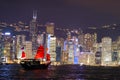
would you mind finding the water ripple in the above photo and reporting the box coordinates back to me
[0,64,120,80]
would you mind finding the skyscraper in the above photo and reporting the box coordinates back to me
[101,37,112,66]
[29,11,38,54]
[3,32,13,63]
[64,40,74,64]
[46,34,56,62]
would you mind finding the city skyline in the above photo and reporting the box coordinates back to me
[1,9,120,66]
[0,0,120,28]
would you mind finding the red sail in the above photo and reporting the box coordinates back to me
[34,45,44,59]
[21,51,26,59]
[46,54,50,61]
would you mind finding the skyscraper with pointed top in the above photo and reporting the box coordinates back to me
[33,10,37,20]
[29,10,38,55]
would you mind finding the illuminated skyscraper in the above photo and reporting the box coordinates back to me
[101,37,112,66]
[73,37,79,64]
[29,11,38,54]
[46,34,56,62]
[2,32,13,63]
[66,40,74,64]
[45,22,56,63]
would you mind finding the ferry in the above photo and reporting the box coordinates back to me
[20,45,51,69]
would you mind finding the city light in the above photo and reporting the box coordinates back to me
[0,12,120,67]
[4,32,11,35]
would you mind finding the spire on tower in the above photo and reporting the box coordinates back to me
[33,10,37,20]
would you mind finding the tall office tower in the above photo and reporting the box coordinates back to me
[16,35,26,59]
[29,11,38,54]
[56,39,62,63]
[2,32,13,63]
[25,41,33,58]
[73,37,79,64]
[46,23,55,63]
[46,22,54,35]
[46,34,56,63]
[101,37,112,66]
[63,40,74,64]
[67,40,74,64]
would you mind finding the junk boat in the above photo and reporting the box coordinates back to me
[20,45,51,69]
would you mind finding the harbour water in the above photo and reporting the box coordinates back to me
[0,64,120,80]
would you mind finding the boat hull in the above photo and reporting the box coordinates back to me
[20,59,51,69]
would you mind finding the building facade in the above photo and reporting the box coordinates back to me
[101,37,112,66]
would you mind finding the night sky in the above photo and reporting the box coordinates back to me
[0,0,120,28]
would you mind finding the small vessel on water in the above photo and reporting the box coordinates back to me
[20,45,51,69]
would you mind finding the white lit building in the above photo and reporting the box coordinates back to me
[47,34,56,62]
[101,37,112,66]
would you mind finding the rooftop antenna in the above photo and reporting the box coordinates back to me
[33,10,37,20]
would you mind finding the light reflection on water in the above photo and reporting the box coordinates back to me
[0,64,120,80]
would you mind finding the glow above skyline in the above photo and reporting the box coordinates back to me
[0,0,120,28]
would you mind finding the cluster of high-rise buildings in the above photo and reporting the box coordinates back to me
[0,12,120,66]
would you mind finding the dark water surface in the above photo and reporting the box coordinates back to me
[0,64,120,80]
